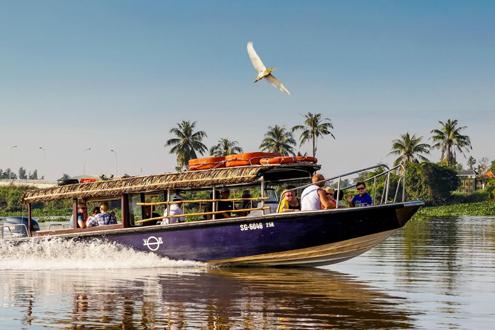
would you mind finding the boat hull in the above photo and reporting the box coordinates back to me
[63,201,422,266]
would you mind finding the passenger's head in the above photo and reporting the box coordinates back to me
[241,190,251,198]
[312,174,325,187]
[144,205,152,217]
[91,206,100,215]
[355,182,367,195]
[99,202,109,213]
[286,185,297,196]
[283,189,295,201]
[221,188,230,198]
[324,187,334,198]
[172,194,183,204]
[77,202,87,213]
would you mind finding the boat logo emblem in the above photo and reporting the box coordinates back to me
[143,236,163,251]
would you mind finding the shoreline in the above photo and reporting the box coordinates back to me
[415,200,495,217]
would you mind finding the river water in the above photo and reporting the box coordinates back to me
[1,216,494,329]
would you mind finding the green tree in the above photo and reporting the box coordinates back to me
[210,138,243,156]
[406,162,460,205]
[431,119,472,166]
[292,112,335,157]
[18,167,27,180]
[389,133,430,167]
[260,125,296,156]
[29,169,38,180]
[165,121,207,170]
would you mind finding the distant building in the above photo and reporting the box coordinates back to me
[476,170,495,190]
[457,170,477,193]
[0,179,56,189]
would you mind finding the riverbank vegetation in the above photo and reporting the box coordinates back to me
[0,186,71,217]
[415,200,495,217]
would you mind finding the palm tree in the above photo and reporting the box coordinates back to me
[389,133,431,166]
[210,138,243,156]
[431,119,472,166]
[165,121,207,170]
[259,125,296,155]
[292,112,335,157]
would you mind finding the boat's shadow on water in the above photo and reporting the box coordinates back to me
[2,266,415,329]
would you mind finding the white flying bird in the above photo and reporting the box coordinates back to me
[247,41,290,95]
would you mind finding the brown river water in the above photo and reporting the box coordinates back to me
[0,216,494,329]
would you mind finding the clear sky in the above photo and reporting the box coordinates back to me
[1,1,494,180]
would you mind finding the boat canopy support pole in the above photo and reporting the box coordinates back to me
[260,177,265,215]
[140,193,146,221]
[166,189,171,218]
[212,187,216,220]
[122,194,130,228]
[72,198,78,229]
[336,177,341,209]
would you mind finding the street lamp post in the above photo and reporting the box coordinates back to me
[82,147,92,175]
[9,146,18,180]
[38,147,47,179]
[110,148,119,176]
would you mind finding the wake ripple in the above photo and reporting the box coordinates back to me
[0,238,204,270]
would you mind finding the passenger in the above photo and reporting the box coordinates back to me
[286,185,301,206]
[324,187,337,209]
[144,205,159,219]
[348,182,373,207]
[333,190,346,208]
[238,190,252,216]
[100,203,118,225]
[76,202,88,228]
[241,190,252,209]
[277,189,300,212]
[301,174,335,211]
[85,206,100,226]
[216,188,233,219]
[162,195,185,224]
[142,206,160,226]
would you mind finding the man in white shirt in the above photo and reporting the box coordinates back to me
[301,174,335,211]
[161,194,185,224]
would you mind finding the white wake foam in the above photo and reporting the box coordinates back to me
[0,238,205,270]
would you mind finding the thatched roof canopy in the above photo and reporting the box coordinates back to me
[23,166,267,203]
[23,163,320,203]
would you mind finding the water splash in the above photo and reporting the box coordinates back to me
[0,238,204,270]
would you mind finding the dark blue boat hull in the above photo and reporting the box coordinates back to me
[86,201,423,266]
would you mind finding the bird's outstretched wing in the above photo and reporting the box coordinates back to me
[266,74,291,95]
[247,41,266,73]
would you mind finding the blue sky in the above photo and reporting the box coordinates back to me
[1,1,494,179]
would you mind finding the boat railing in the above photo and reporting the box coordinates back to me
[1,223,29,239]
[135,197,269,224]
[134,206,270,224]
[281,163,406,209]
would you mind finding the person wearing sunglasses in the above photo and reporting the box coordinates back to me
[348,182,373,207]
[277,189,301,213]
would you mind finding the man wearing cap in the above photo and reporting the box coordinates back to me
[161,194,185,224]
